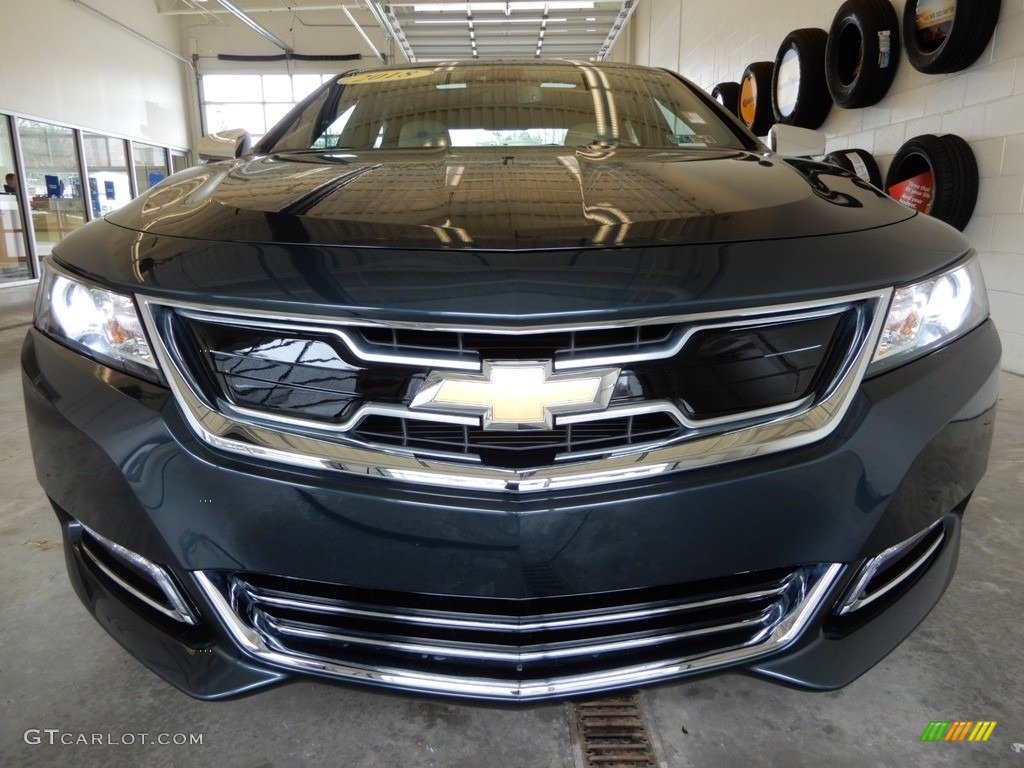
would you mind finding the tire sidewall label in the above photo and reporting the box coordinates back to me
[915,0,955,43]
[776,48,801,117]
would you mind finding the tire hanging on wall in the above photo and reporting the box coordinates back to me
[772,28,832,128]
[884,134,978,231]
[711,82,741,116]
[903,0,1002,74]
[823,148,883,187]
[739,62,776,136]
[826,0,900,108]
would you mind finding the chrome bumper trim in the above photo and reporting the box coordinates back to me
[837,521,946,615]
[193,564,844,701]
[79,523,198,625]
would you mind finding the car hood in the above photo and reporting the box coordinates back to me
[106,147,915,249]
[65,147,969,321]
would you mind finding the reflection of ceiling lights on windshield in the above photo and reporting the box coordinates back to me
[413,2,595,11]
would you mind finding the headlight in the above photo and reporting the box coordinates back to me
[869,254,989,374]
[35,261,160,382]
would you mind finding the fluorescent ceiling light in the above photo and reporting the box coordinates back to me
[414,2,594,10]
[415,17,569,24]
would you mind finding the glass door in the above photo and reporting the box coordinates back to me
[170,150,190,174]
[17,118,88,258]
[132,142,169,194]
[83,133,131,218]
[0,115,30,281]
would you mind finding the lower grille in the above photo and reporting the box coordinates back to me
[195,563,843,700]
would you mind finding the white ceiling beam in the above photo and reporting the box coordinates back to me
[207,0,294,51]
[597,0,638,60]
[339,3,387,64]
[159,2,370,14]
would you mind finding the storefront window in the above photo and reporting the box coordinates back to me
[83,133,131,218]
[133,142,168,194]
[171,151,190,174]
[0,116,31,281]
[17,118,87,258]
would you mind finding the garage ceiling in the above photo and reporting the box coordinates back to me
[160,0,640,62]
[370,1,640,61]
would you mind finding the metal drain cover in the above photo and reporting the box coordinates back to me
[571,693,660,767]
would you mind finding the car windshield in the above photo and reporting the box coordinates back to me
[261,62,750,153]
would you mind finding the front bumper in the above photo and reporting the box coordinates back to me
[22,320,1000,700]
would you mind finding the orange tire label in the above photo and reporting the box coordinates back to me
[888,170,934,213]
[740,77,758,124]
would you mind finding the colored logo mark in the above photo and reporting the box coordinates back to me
[921,721,997,742]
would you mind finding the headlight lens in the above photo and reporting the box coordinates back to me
[870,254,989,373]
[35,261,160,381]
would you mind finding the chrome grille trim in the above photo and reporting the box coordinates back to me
[555,305,852,371]
[232,578,795,632]
[258,611,776,663]
[177,301,855,372]
[176,309,481,372]
[193,564,845,701]
[139,290,890,493]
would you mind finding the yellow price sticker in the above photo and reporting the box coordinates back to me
[340,69,433,85]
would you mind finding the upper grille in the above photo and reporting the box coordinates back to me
[167,305,860,463]
[141,289,887,492]
[196,563,841,699]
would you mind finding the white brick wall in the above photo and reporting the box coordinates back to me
[629,0,1024,373]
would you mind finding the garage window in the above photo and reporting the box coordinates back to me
[201,73,337,144]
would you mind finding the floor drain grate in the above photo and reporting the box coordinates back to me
[571,692,659,767]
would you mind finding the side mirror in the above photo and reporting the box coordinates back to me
[196,129,252,162]
[767,124,826,158]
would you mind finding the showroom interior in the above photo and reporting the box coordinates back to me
[1,0,1021,766]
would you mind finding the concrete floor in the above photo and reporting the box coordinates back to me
[1,282,1021,768]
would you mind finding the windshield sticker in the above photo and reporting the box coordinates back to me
[340,69,433,85]
[676,134,717,146]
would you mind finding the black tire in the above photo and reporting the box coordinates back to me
[772,28,832,128]
[884,134,978,230]
[826,0,900,108]
[903,0,1001,74]
[711,82,741,116]
[823,148,883,187]
[739,61,775,136]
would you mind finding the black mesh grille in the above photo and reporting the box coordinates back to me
[635,312,853,420]
[184,318,419,423]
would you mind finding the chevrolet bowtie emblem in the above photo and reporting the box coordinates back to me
[410,361,620,430]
